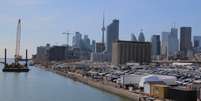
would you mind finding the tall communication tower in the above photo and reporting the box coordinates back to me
[15,19,21,60]
[101,13,105,44]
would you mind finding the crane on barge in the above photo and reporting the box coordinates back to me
[2,19,29,72]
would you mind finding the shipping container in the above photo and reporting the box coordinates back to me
[167,88,197,101]
[150,84,168,99]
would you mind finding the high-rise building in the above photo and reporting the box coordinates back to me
[95,42,105,53]
[161,32,170,57]
[131,33,137,41]
[180,27,192,56]
[151,35,161,58]
[112,40,151,65]
[106,19,119,53]
[168,28,179,57]
[138,30,145,42]
[72,32,82,49]
[83,35,91,51]
[91,40,96,52]
[193,36,201,52]
[194,36,201,48]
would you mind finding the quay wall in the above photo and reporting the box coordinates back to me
[39,66,140,101]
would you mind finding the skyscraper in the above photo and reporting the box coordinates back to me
[193,36,201,52]
[131,33,137,41]
[180,27,192,56]
[138,30,145,42]
[168,28,179,57]
[72,32,82,49]
[106,19,119,53]
[151,35,161,57]
[83,35,91,51]
[91,40,96,52]
[161,32,170,57]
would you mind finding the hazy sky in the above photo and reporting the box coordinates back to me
[0,0,201,57]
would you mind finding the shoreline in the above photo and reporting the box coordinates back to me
[37,66,141,101]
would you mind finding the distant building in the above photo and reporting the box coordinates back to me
[48,46,66,61]
[161,32,170,57]
[168,28,179,57]
[180,27,192,56]
[34,44,50,63]
[112,40,151,65]
[91,40,96,52]
[106,19,119,53]
[151,35,161,59]
[138,31,145,42]
[131,33,137,41]
[193,36,201,52]
[82,35,91,51]
[96,42,105,53]
[90,52,110,62]
[72,32,82,49]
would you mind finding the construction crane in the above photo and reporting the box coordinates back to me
[62,32,73,47]
[15,19,22,62]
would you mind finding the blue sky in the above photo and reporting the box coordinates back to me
[0,0,201,57]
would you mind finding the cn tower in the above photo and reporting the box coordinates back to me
[101,13,105,44]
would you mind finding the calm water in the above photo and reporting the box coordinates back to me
[0,63,132,101]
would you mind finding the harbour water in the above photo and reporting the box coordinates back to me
[0,63,132,101]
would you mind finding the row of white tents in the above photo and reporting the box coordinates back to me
[118,74,177,87]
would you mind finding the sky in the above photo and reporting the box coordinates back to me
[0,0,201,58]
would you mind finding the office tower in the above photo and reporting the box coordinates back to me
[95,42,105,53]
[180,27,192,56]
[161,32,170,57]
[193,36,201,52]
[168,28,179,57]
[106,19,119,53]
[194,36,201,48]
[131,33,137,41]
[83,35,91,51]
[72,32,82,49]
[112,40,151,65]
[151,35,161,57]
[91,40,96,52]
[138,30,145,42]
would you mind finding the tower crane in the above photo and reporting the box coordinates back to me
[62,32,73,47]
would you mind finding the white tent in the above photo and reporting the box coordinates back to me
[139,75,177,87]
[157,75,177,85]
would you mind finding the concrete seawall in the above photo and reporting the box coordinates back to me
[48,69,141,101]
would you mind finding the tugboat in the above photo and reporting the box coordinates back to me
[2,19,30,72]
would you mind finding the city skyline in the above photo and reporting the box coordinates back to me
[0,0,201,57]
